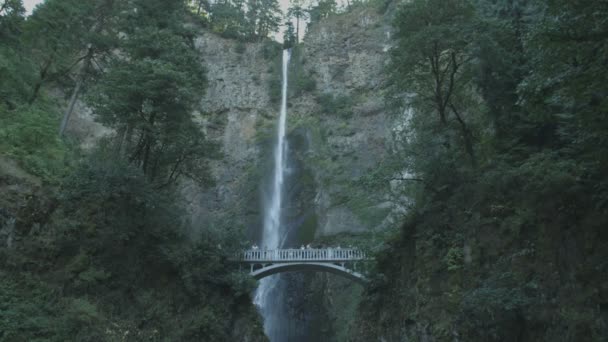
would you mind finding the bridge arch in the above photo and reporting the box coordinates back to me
[236,248,369,285]
[251,262,367,285]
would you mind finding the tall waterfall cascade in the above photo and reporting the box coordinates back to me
[254,49,291,340]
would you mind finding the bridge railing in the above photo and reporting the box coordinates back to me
[238,248,367,263]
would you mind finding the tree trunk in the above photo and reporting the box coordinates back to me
[296,15,300,44]
[450,103,476,167]
[58,77,83,136]
[141,113,156,175]
[28,58,53,104]
[59,44,94,136]
[116,124,132,156]
[58,0,117,135]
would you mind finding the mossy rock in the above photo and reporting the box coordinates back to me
[298,214,318,243]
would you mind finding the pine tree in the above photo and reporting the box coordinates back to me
[287,0,307,44]
[89,0,215,185]
[22,0,98,104]
[0,0,25,42]
[307,0,336,27]
[283,20,296,48]
[255,0,281,39]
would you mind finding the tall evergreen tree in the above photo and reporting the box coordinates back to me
[22,0,98,104]
[89,0,214,185]
[0,0,28,107]
[58,0,124,136]
[283,20,296,48]
[519,0,608,206]
[210,0,249,39]
[254,0,281,39]
[307,0,336,27]
[287,0,307,44]
[0,0,24,42]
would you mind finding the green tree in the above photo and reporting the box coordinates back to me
[210,0,249,39]
[0,0,267,339]
[354,1,608,340]
[58,0,123,136]
[22,0,97,104]
[253,0,281,39]
[0,0,25,42]
[192,0,211,15]
[471,0,536,151]
[89,0,215,185]
[0,0,30,108]
[390,0,478,165]
[283,20,297,48]
[518,0,608,206]
[287,0,308,44]
[207,0,281,40]
[307,0,336,27]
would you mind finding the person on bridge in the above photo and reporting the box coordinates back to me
[300,245,305,250]
[252,244,258,250]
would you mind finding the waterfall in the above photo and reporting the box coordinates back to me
[254,49,291,340]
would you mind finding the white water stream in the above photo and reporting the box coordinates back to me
[254,49,291,340]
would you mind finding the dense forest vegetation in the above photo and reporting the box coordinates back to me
[1,0,359,339]
[1,0,607,340]
[0,0,267,340]
[355,0,608,340]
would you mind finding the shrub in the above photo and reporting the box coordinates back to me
[262,40,282,60]
[0,101,72,181]
[235,42,246,54]
[295,72,317,94]
[317,93,354,118]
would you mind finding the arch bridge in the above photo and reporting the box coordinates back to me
[236,248,369,284]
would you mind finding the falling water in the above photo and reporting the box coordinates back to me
[254,49,291,340]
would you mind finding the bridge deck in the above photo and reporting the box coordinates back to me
[239,248,366,263]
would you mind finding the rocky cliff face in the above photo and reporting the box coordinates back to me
[61,7,397,340]
[178,8,397,341]
[290,7,396,237]
[182,33,275,236]
[61,7,397,243]
[185,7,398,242]
[54,1,393,267]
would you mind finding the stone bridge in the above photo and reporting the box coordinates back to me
[236,248,369,284]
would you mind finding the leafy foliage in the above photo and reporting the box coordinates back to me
[88,0,217,186]
[283,20,297,48]
[355,0,608,340]
[0,1,266,340]
[1,147,266,341]
[317,93,354,118]
[201,0,282,41]
[0,101,72,180]
[307,0,337,27]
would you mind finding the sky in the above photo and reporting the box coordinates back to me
[23,0,42,14]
